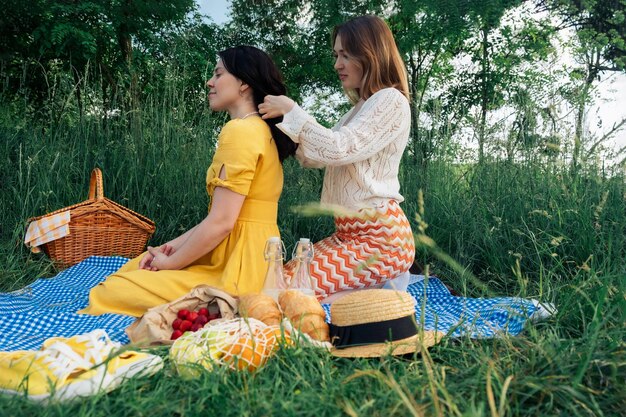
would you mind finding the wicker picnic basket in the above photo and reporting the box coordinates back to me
[29,168,156,267]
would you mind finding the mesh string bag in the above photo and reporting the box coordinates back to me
[169,318,288,377]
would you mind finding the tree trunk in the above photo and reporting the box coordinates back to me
[408,41,439,170]
[478,25,489,164]
[0,58,6,94]
[72,66,83,121]
[408,54,421,166]
[571,49,600,175]
[117,18,141,137]
[571,90,586,173]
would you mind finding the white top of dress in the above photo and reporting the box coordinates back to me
[277,87,411,209]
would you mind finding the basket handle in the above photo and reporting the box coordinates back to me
[88,168,104,201]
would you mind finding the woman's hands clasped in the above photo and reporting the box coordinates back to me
[139,244,175,271]
[259,95,295,119]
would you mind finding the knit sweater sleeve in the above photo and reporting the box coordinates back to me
[295,145,325,168]
[277,88,410,167]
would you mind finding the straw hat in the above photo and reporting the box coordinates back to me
[329,289,443,358]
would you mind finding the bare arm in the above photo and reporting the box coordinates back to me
[148,186,245,270]
[164,225,199,251]
[138,224,199,270]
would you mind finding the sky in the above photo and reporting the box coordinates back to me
[197,0,229,24]
[196,0,626,157]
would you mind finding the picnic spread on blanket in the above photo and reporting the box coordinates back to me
[2,168,556,402]
[0,255,555,402]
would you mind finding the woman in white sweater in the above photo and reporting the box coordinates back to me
[259,15,415,299]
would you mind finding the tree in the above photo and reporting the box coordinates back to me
[389,0,474,166]
[454,7,556,162]
[535,0,626,172]
[109,0,195,129]
[0,0,196,120]
[226,0,316,102]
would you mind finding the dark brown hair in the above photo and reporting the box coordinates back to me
[218,46,297,163]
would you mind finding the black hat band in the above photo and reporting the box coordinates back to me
[329,315,416,349]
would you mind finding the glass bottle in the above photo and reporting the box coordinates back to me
[288,238,315,296]
[262,236,286,300]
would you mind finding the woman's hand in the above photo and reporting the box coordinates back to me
[138,251,155,270]
[259,95,295,119]
[139,244,175,271]
[146,245,176,271]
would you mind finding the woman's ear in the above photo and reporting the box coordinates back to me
[239,82,250,97]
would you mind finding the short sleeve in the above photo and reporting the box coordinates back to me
[206,120,265,196]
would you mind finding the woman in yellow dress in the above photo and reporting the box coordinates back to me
[80,46,297,317]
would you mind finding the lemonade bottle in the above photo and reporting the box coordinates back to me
[262,236,286,300]
[288,238,315,296]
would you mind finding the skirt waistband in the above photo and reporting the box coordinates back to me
[237,198,278,224]
[334,200,409,233]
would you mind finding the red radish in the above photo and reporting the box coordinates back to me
[172,318,182,330]
[197,308,209,316]
[171,330,183,340]
[207,313,219,321]
[190,323,203,332]
[187,312,199,322]
[194,315,208,326]
[179,320,192,332]
[177,309,190,320]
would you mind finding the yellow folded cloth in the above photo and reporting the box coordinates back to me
[0,330,163,402]
[24,211,71,253]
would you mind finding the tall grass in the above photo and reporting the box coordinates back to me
[0,80,624,416]
[401,160,625,297]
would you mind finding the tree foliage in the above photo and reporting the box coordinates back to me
[535,0,626,171]
[537,0,626,71]
[1,0,624,165]
[0,0,196,114]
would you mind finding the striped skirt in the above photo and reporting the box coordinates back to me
[284,200,415,299]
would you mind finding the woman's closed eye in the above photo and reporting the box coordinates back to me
[334,53,350,61]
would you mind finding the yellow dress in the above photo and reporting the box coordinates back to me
[80,117,283,317]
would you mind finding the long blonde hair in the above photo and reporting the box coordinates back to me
[332,15,409,104]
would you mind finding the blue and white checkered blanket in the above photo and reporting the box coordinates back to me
[325,275,544,339]
[0,256,547,351]
[0,257,134,351]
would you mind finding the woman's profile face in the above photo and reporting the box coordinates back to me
[333,35,364,91]
[206,60,242,111]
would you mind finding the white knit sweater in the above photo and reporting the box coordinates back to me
[277,87,411,210]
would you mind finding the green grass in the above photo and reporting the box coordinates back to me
[0,93,624,416]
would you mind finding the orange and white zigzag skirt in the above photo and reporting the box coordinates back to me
[284,200,415,299]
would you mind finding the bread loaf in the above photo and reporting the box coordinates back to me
[238,293,282,326]
[279,290,329,342]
